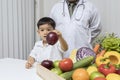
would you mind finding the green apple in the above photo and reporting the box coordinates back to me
[53,60,60,68]
[90,71,105,80]
[51,67,62,75]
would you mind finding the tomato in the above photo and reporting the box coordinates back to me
[59,58,73,72]
[94,77,106,80]
[90,71,105,80]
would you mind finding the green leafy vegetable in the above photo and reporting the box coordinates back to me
[101,33,120,52]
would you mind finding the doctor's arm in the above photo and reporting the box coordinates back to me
[89,8,102,41]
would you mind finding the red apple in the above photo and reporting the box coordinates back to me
[46,32,58,45]
[115,69,120,74]
[59,58,73,72]
[94,77,106,80]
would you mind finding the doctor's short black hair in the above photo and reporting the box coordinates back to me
[37,17,56,29]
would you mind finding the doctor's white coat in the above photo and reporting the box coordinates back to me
[50,0,102,58]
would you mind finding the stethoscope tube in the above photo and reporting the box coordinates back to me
[62,0,66,16]
[62,0,85,21]
[75,4,85,21]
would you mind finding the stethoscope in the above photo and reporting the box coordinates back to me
[62,0,85,21]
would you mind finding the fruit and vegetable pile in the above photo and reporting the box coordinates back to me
[40,33,120,80]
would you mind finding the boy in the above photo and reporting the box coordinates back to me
[25,17,68,69]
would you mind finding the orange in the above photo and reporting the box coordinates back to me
[72,68,89,80]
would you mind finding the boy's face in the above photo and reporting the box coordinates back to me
[37,24,54,43]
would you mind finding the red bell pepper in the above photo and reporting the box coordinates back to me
[98,63,116,76]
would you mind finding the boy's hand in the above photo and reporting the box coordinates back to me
[52,30,62,38]
[25,56,35,69]
[52,30,68,51]
[25,62,32,69]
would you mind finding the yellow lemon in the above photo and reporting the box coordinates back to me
[106,73,120,80]
[86,66,98,75]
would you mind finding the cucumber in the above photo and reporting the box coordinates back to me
[60,70,74,80]
[73,56,94,69]
[60,56,94,80]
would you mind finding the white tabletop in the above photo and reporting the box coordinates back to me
[0,58,43,80]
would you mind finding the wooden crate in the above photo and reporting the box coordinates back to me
[36,64,65,80]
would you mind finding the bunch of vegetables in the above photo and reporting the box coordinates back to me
[69,33,120,80]
[93,33,120,53]
[40,33,120,80]
[41,56,94,80]
[90,33,120,80]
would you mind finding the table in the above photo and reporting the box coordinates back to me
[0,58,43,80]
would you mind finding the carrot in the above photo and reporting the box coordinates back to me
[96,54,100,57]
[99,49,106,56]
[93,44,100,54]
[96,49,106,57]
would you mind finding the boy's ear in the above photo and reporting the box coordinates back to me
[37,30,40,33]
[37,30,40,35]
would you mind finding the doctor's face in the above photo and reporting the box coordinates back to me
[67,0,78,3]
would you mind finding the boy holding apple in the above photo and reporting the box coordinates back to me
[25,17,68,69]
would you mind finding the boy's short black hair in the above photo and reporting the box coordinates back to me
[37,17,56,29]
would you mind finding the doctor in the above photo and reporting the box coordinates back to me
[50,0,102,58]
